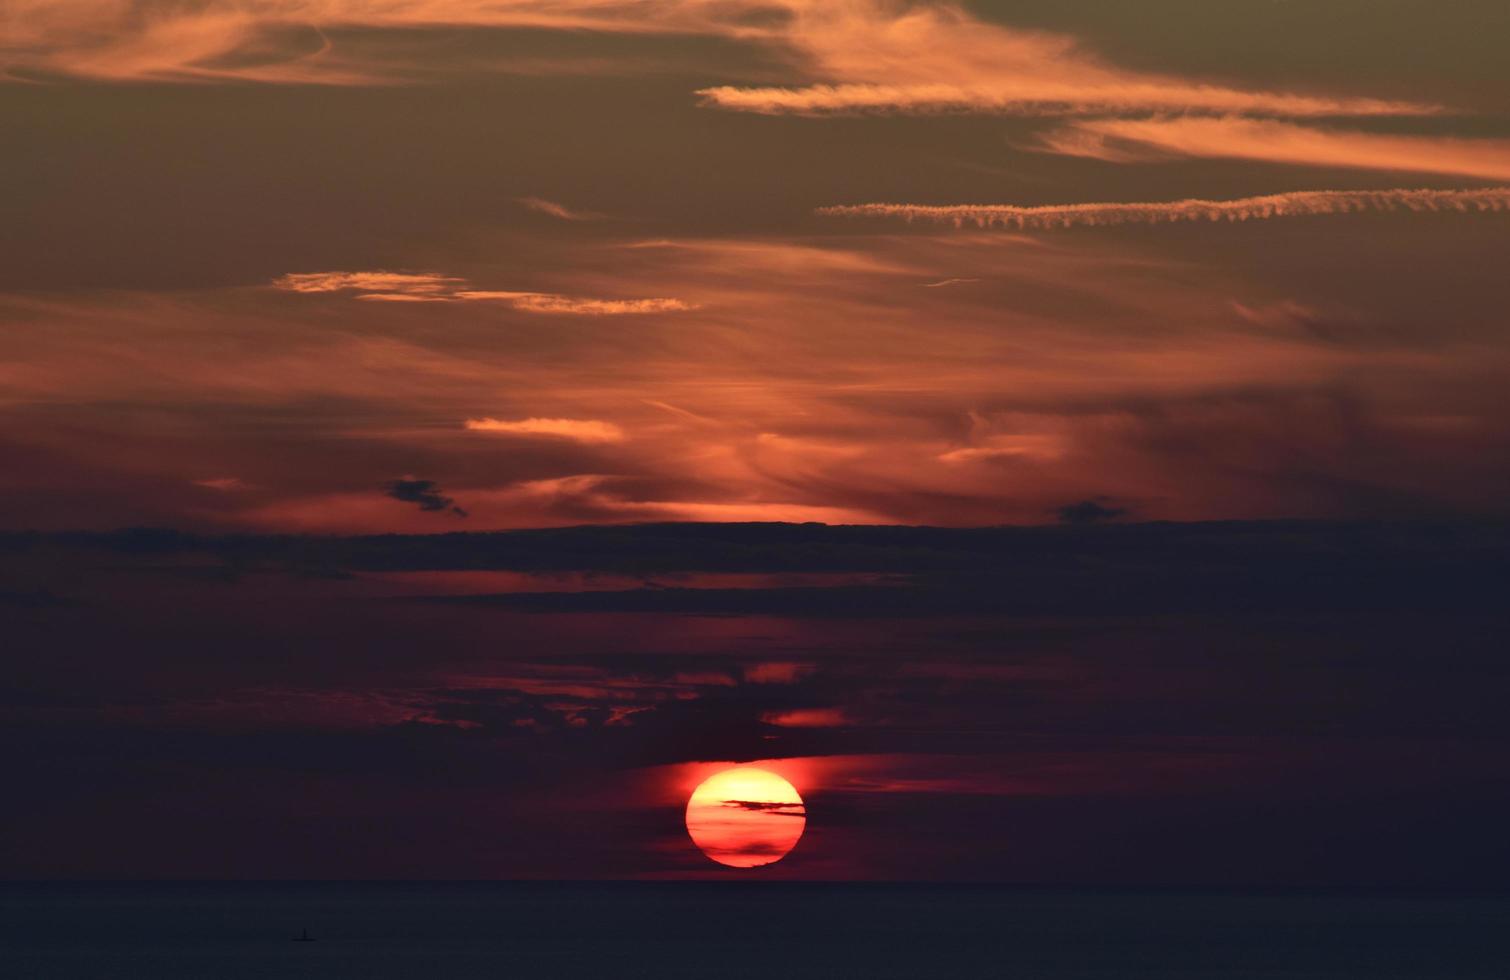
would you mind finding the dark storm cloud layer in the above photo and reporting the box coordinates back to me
[3,521,1509,879]
[11,519,1506,613]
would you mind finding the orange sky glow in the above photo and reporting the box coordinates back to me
[4,4,1510,885]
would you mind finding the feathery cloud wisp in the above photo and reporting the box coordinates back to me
[1038,117,1510,181]
[818,188,1510,232]
[517,197,604,222]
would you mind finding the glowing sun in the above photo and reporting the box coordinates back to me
[685,767,806,868]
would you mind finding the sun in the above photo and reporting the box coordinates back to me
[685,767,806,868]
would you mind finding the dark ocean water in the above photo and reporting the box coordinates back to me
[1,884,1506,979]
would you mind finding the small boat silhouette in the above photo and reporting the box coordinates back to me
[293,928,315,942]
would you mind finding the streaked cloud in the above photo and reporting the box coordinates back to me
[2,0,1445,129]
[819,188,1510,232]
[272,271,694,315]
[517,197,603,222]
[1039,117,1510,181]
[464,417,626,444]
[271,270,462,295]
[694,3,1439,119]
[459,293,697,315]
[762,708,847,728]
[193,477,250,491]
[696,83,1430,119]
[0,0,777,83]
[12,219,1510,534]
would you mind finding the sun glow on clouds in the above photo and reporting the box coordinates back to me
[16,218,1510,534]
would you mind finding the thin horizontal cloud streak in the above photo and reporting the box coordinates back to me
[271,270,694,315]
[1042,117,1510,181]
[465,417,626,444]
[459,292,696,315]
[271,270,462,295]
[695,82,1432,119]
[819,188,1510,232]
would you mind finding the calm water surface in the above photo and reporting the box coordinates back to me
[2,883,1506,979]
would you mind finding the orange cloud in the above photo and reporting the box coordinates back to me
[762,708,847,728]
[2,0,1444,127]
[744,662,806,684]
[820,188,1510,232]
[517,197,603,222]
[695,3,1439,119]
[12,221,1509,535]
[458,293,697,315]
[464,417,626,444]
[1041,117,1510,181]
[696,82,1429,119]
[272,271,694,314]
[271,270,462,295]
[1,0,775,83]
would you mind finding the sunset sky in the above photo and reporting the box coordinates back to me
[3,1,1510,883]
[5,0,1510,531]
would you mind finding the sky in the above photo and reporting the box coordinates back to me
[3,1,1510,883]
[4,0,1510,531]
[4,522,1509,881]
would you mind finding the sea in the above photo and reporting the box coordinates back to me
[2,883,1506,979]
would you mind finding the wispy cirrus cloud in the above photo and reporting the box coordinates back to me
[464,417,626,444]
[1038,117,1510,181]
[271,271,694,315]
[2,0,1445,127]
[0,0,777,83]
[517,197,604,222]
[694,3,1440,119]
[819,188,1510,232]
